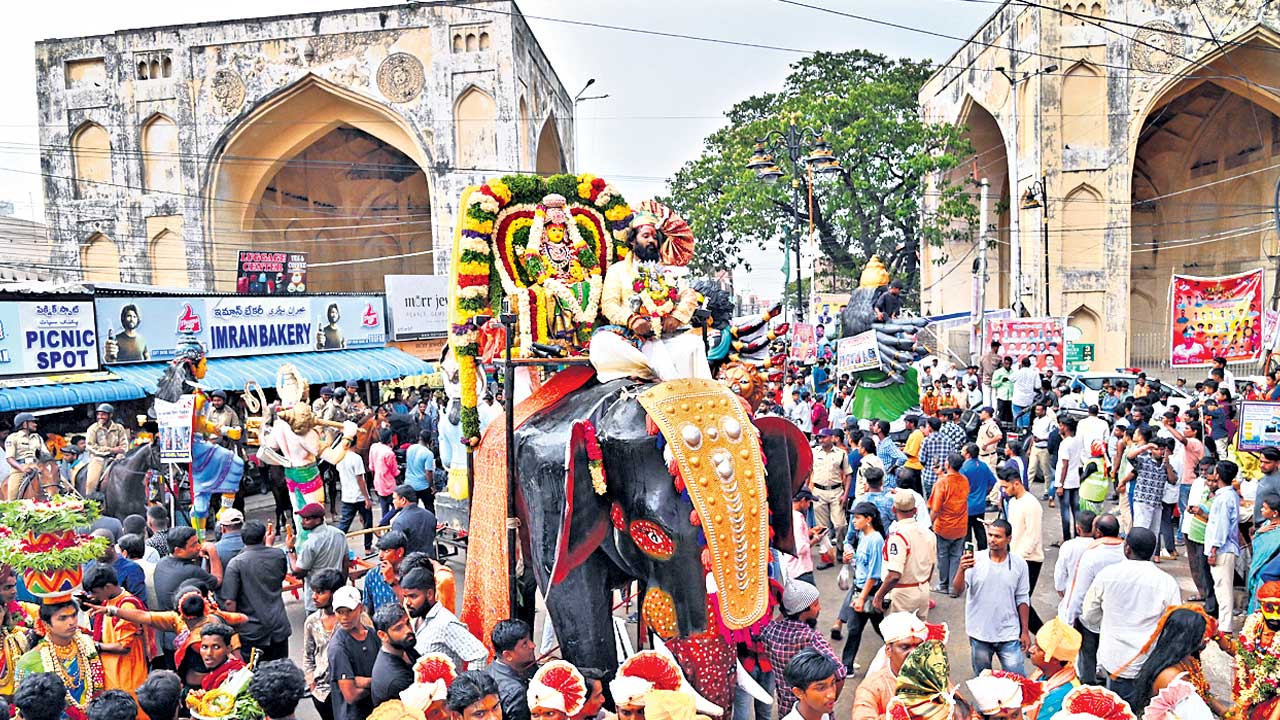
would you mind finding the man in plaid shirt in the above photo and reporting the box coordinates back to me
[938,407,968,455]
[759,580,846,714]
[919,417,951,498]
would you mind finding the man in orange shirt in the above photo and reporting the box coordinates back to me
[83,565,151,696]
[900,415,926,493]
[850,612,927,720]
[929,452,970,597]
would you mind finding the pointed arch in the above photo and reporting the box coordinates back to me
[1062,183,1106,271]
[536,114,564,175]
[149,229,189,288]
[1061,61,1106,151]
[81,232,119,283]
[71,121,111,199]
[203,73,434,291]
[141,113,180,194]
[454,85,497,170]
[1067,303,1103,362]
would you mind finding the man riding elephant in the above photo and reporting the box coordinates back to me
[4,412,52,500]
[589,201,708,382]
[84,403,128,495]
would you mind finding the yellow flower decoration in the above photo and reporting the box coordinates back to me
[605,205,631,222]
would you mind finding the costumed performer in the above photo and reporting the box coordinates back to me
[255,364,359,543]
[967,671,1045,720]
[590,200,708,382]
[0,565,36,697]
[13,600,104,711]
[152,334,244,538]
[1127,606,1227,719]
[1223,581,1280,720]
[885,640,954,720]
[852,612,940,720]
[1030,618,1082,720]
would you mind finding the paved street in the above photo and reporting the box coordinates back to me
[242,481,1236,720]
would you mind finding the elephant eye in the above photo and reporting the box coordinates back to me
[628,520,675,561]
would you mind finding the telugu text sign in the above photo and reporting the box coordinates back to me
[836,330,881,375]
[0,301,98,377]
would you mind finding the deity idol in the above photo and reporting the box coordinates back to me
[512,193,604,353]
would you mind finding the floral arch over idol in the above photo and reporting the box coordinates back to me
[451,173,633,438]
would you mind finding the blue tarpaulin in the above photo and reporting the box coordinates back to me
[109,346,434,393]
[0,377,147,412]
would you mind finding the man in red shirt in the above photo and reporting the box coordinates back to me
[929,452,970,597]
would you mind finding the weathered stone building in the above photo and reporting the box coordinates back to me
[36,1,573,292]
[919,0,1280,369]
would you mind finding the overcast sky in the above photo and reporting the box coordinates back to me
[0,0,993,298]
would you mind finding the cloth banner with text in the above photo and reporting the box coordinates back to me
[984,317,1066,372]
[155,395,195,464]
[1170,268,1263,367]
[836,330,881,376]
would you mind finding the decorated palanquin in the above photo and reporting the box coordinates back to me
[451,173,633,439]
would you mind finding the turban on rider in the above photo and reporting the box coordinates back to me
[527,661,586,717]
[631,200,695,267]
[880,612,928,644]
[1036,618,1082,663]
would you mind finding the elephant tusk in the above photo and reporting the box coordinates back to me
[736,661,774,705]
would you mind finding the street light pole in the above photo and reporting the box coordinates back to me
[1022,177,1050,315]
[746,115,842,322]
[571,78,609,173]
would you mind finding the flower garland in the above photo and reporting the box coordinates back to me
[581,422,606,495]
[39,634,103,708]
[1234,614,1280,709]
[451,173,634,439]
[632,262,678,338]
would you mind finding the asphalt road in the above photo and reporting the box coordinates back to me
[241,483,1236,720]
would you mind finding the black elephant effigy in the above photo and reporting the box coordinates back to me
[448,174,806,714]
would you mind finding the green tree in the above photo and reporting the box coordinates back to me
[661,50,978,296]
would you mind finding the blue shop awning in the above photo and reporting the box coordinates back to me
[109,346,434,393]
[0,377,148,413]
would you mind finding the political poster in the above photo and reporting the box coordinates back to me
[1170,268,1264,367]
[155,395,195,464]
[836,330,881,375]
[790,323,817,362]
[95,295,386,364]
[384,275,450,340]
[1236,400,1280,452]
[985,317,1067,372]
[235,251,308,294]
[0,301,98,377]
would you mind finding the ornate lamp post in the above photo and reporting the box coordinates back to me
[746,114,842,321]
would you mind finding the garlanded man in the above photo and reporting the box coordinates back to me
[1227,581,1280,720]
[14,600,104,710]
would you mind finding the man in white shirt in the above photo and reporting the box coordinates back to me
[1081,527,1181,705]
[1076,405,1110,454]
[1000,463,1045,633]
[1054,510,1097,599]
[1011,358,1041,429]
[1055,417,1085,542]
[1060,514,1125,684]
[1028,404,1057,489]
[788,389,813,437]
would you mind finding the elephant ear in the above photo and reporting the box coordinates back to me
[754,416,813,557]
[550,420,612,584]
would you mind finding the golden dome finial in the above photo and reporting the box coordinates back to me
[859,256,891,289]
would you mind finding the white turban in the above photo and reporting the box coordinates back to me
[880,611,928,644]
[609,676,654,709]
[527,661,586,717]
[967,676,1023,714]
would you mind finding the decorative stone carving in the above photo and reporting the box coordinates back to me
[210,69,246,115]
[1132,21,1186,74]
[377,52,425,103]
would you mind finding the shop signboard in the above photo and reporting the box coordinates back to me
[235,251,308,294]
[384,275,450,340]
[0,301,98,377]
[155,395,195,463]
[836,330,881,376]
[1236,400,1280,452]
[1065,342,1094,372]
[95,295,386,364]
[985,317,1067,372]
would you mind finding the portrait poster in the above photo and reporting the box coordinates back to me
[984,317,1067,372]
[790,323,817,362]
[155,395,195,464]
[1170,268,1263,367]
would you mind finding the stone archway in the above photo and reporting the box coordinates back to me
[203,74,434,291]
[956,96,1010,308]
[1129,31,1280,349]
[536,114,564,175]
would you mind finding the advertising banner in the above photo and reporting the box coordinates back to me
[1170,268,1264,367]
[384,275,450,340]
[1236,400,1280,452]
[155,395,195,464]
[790,323,817,362]
[985,317,1067,372]
[96,295,386,364]
[235,251,308,294]
[836,330,881,375]
[0,301,98,377]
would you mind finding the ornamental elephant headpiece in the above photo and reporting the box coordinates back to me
[512,376,812,689]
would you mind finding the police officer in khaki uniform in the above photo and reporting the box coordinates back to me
[84,403,129,494]
[976,406,1003,471]
[872,491,936,620]
[809,427,852,542]
[5,412,52,500]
